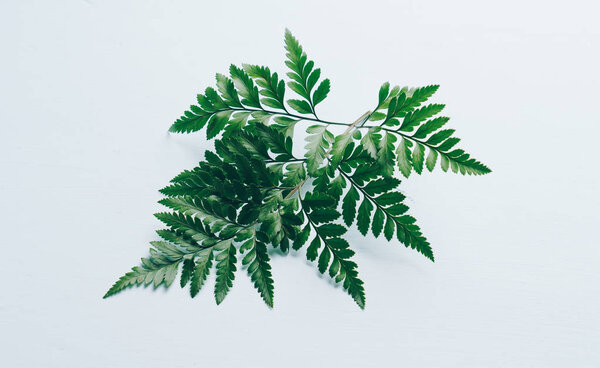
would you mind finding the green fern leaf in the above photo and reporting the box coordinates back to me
[104,243,189,298]
[377,132,397,177]
[215,73,242,107]
[306,236,321,261]
[318,224,347,237]
[378,82,390,107]
[230,65,261,108]
[304,125,333,175]
[360,127,381,159]
[342,185,360,226]
[357,198,374,235]
[243,64,286,110]
[412,142,425,174]
[154,212,218,246]
[400,104,445,132]
[311,208,341,224]
[214,240,237,305]
[241,235,274,307]
[288,99,313,115]
[180,258,195,287]
[284,29,329,117]
[413,117,450,139]
[329,132,354,170]
[293,225,311,250]
[426,129,455,145]
[190,248,213,297]
[372,208,385,238]
[402,85,440,112]
[396,137,413,178]
[425,149,438,172]
[106,29,491,309]
[313,79,330,106]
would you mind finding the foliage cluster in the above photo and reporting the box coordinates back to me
[104,30,490,308]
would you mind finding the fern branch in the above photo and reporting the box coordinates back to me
[381,127,491,176]
[170,105,348,135]
[107,29,491,309]
[301,200,365,309]
[338,169,434,261]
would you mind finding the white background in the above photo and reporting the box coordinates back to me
[2,0,599,367]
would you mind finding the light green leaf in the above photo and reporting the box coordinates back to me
[412,142,425,174]
[426,149,438,172]
[190,248,213,298]
[396,137,413,178]
[304,125,333,175]
[329,132,354,170]
[360,127,381,159]
[368,112,387,121]
[377,132,397,177]
[215,73,242,107]
[229,65,261,108]
[288,99,313,114]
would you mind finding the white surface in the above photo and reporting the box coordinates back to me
[1,1,599,367]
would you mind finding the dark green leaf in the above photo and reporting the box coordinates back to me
[190,248,213,298]
[293,225,311,250]
[318,224,347,237]
[342,186,360,226]
[357,199,373,235]
[372,208,385,238]
[413,116,450,139]
[378,82,390,106]
[214,240,236,305]
[310,208,341,223]
[317,247,331,273]
[313,79,330,106]
[306,236,321,261]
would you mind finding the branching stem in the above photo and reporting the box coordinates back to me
[284,179,306,199]
[282,110,372,200]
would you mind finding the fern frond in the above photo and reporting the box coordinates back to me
[214,239,237,305]
[301,195,365,309]
[243,64,287,111]
[106,29,490,309]
[304,125,334,175]
[284,29,330,117]
[104,237,200,299]
[190,248,213,298]
[230,65,261,108]
[240,233,274,307]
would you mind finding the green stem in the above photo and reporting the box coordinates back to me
[337,168,423,249]
[300,204,343,266]
[338,169,386,215]
[378,127,455,164]
[228,106,349,127]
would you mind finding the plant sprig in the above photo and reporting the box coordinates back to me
[104,29,491,309]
